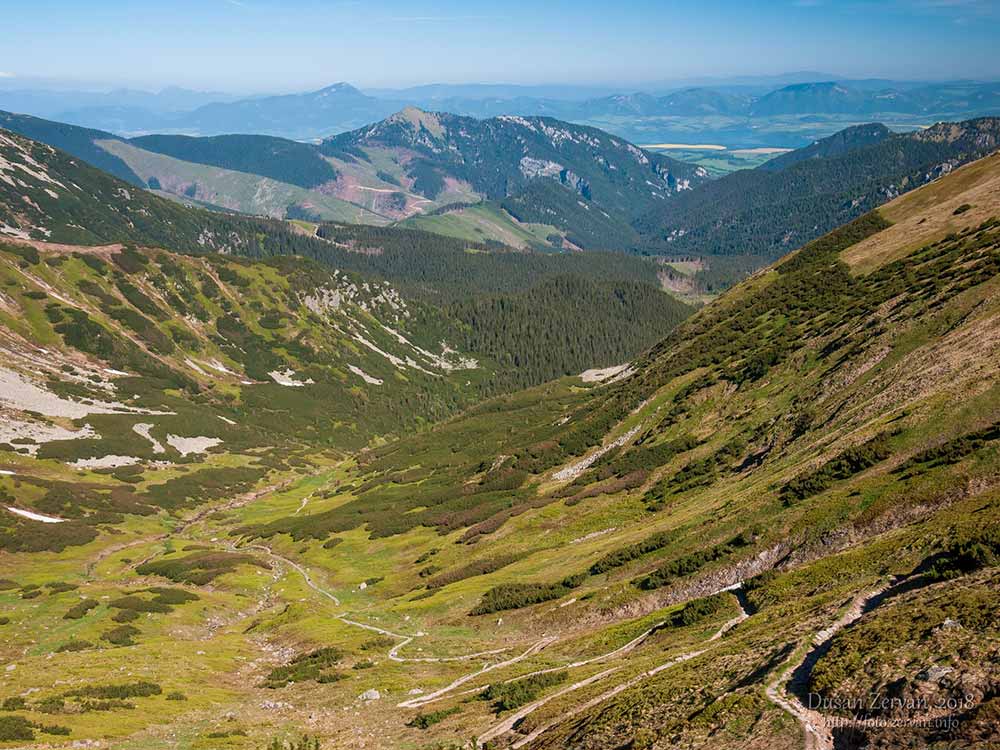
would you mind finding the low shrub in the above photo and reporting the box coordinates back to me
[470,575,583,615]
[633,533,753,591]
[0,715,34,741]
[781,433,893,504]
[426,553,524,589]
[481,671,568,712]
[101,625,140,646]
[65,681,161,699]
[406,705,460,729]
[63,599,99,619]
[136,551,268,585]
[360,636,395,651]
[55,639,93,653]
[262,648,343,688]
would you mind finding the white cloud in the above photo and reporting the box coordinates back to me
[0,72,15,78]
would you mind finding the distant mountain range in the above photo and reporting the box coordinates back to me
[3,79,999,145]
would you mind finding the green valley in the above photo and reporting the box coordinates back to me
[0,106,998,750]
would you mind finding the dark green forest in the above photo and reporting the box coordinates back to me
[448,275,692,390]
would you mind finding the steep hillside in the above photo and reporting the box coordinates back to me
[128,133,339,189]
[0,111,386,223]
[1,135,995,749]
[636,117,1000,267]
[757,122,893,171]
[0,110,145,185]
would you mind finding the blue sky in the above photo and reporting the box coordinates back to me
[2,0,999,92]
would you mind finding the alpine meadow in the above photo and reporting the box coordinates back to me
[1,2,999,749]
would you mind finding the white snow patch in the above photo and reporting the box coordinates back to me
[132,423,165,454]
[0,223,31,240]
[580,364,633,383]
[207,359,236,375]
[0,419,97,456]
[570,527,618,544]
[0,366,165,418]
[165,435,222,456]
[552,425,641,482]
[268,369,313,387]
[70,455,142,470]
[348,365,383,385]
[7,506,66,523]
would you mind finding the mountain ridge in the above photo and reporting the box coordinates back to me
[636,116,1000,262]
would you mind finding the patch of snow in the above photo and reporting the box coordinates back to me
[570,527,618,544]
[206,359,236,375]
[268,369,313,387]
[165,435,222,456]
[70,455,142,469]
[0,366,163,418]
[7,506,66,523]
[0,223,31,240]
[552,425,641,482]
[348,364,383,385]
[132,423,165,454]
[0,419,97,456]
[580,364,632,383]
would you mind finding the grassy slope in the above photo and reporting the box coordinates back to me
[400,203,563,249]
[96,140,388,225]
[1,150,998,749]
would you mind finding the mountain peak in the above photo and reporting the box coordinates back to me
[314,82,363,96]
[386,106,445,136]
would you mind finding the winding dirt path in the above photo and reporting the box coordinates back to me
[399,638,558,710]
[239,541,524,674]
[85,476,298,577]
[478,588,751,748]
[410,596,715,710]
[764,580,895,750]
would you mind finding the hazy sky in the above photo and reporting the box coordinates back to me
[2,0,999,92]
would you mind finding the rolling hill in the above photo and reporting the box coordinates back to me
[155,82,401,140]
[0,127,996,750]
